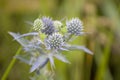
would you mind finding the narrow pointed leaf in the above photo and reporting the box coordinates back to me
[60,47,69,51]
[66,44,93,55]
[54,53,70,63]
[9,32,29,47]
[24,21,33,26]
[48,54,55,68]
[30,55,49,72]
[15,55,30,65]
[16,32,39,39]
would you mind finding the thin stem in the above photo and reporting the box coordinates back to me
[2,27,33,80]
[64,33,73,42]
[1,47,22,80]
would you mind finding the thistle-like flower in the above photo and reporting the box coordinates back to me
[9,16,93,79]
[66,18,84,35]
[41,17,55,35]
[45,33,64,50]
[33,18,43,31]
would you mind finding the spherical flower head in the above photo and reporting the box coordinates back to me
[45,33,64,50]
[33,18,44,31]
[66,18,83,35]
[41,17,55,35]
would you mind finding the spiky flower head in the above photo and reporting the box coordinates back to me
[45,33,64,49]
[41,17,55,35]
[66,18,83,35]
[33,18,44,31]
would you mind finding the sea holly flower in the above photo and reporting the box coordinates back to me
[66,18,84,35]
[45,33,64,50]
[33,18,43,31]
[33,17,55,35]
[9,16,93,76]
[41,17,55,35]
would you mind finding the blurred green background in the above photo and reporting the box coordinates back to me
[0,0,120,80]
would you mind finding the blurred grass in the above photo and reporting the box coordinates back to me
[0,0,120,80]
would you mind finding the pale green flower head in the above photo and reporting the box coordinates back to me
[33,18,44,31]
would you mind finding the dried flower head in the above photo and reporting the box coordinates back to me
[66,18,83,35]
[45,33,64,49]
[41,17,55,35]
[33,18,43,31]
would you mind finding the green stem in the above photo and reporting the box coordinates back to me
[2,28,33,80]
[1,47,22,80]
[65,33,73,42]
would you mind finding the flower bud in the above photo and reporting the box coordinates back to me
[33,19,43,31]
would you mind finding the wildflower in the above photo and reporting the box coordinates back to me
[45,33,64,50]
[33,18,43,31]
[66,18,84,35]
[9,16,93,76]
[41,17,55,35]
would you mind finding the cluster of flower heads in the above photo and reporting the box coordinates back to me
[33,17,84,35]
[9,16,93,74]
[33,17,85,50]
[33,17,55,35]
